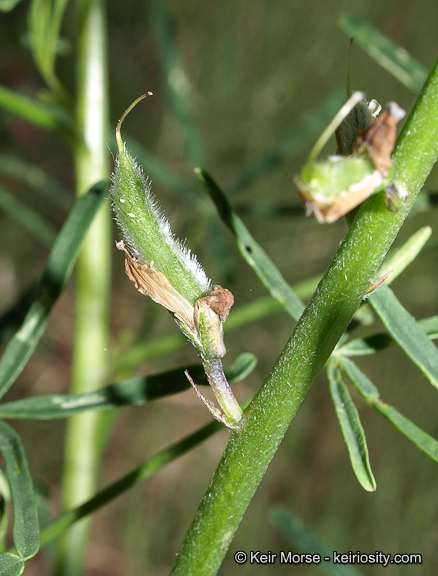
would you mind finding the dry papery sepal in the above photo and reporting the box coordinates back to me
[110,94,243,430]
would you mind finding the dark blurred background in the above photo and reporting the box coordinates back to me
[1,0,438,574]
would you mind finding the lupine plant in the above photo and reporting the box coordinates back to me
[0,3,437,575]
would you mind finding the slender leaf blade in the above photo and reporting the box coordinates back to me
[0,85,73,138]
[336,333,394,357]
[195,168,305,321]
[419,316,438,339]
[328,361,376,492]
[338,315,438,357]
[340,357,438,462]
[378,226,432,284]
[0,353,254,419]
[370,286,438,389]
[338,13,428,92]
[0,183,107,399]
[0,422,39,559]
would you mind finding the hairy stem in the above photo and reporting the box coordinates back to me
[170,57,438,575]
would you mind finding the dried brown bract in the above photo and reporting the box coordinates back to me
[354,102,406,177]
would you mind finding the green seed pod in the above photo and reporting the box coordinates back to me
[296,155,386,224]
[110,95,243,429]
[110,93,211,306]
[295,93,404,224]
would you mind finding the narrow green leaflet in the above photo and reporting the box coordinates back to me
[0,184,57,247]
[378,226,432,284]
[339,357,438,462]
[0,354,255,420]
[336,333,394,357]
[195,168,305,321]
[0,554,24,576]
[370,285,438,389]
[328,361,376,492]
[419,316,438,339]
[338,316,438,357]
[338,13,428,92]
[270,507,364,576]
[0,182,107,399]
[222,352,257,383]
[29,0,71,97]
[0,421,39,560]
[0,85,74,139]
[0,286,37,347]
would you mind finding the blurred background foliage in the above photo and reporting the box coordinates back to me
[1,0,438,574]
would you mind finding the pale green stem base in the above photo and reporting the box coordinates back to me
[55,0,110,574]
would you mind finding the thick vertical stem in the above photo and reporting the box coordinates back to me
[55,0,110,574]
[170,57,438,575]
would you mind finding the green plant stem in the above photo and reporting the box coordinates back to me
[55,1,110,575]
[170,57,438,575]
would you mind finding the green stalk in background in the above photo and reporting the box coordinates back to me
[55,0,110,574]
[170,58,438,575]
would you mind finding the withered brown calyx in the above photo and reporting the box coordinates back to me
[353,102,406,176]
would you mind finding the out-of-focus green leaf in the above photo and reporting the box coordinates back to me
[338,13,428,92]
[0,353,254,419]
[378,226,432,283]
[0,85,74,139]
[370,286,438,389]
[0,154,72,210]
[0,183,106,399]
[228,89,344,193]
[40,420,221,548]
[0,469,10,551]
[336,333,394,357]
[225,353,257,383]
[419,316,438,339]
[270,506,364,576]
[0,286,38,347]
[339,357,438,462]
[195,168,305,322]
[151,2,204,166]
[0,553,24,576]
[0,422,39,559]
[0,184,57,247]
[338,315,438,357]
[0,0,22,11]
[328,361,376,492]
[29,0,70,98]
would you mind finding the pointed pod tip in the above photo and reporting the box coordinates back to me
[115,92,154,151]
